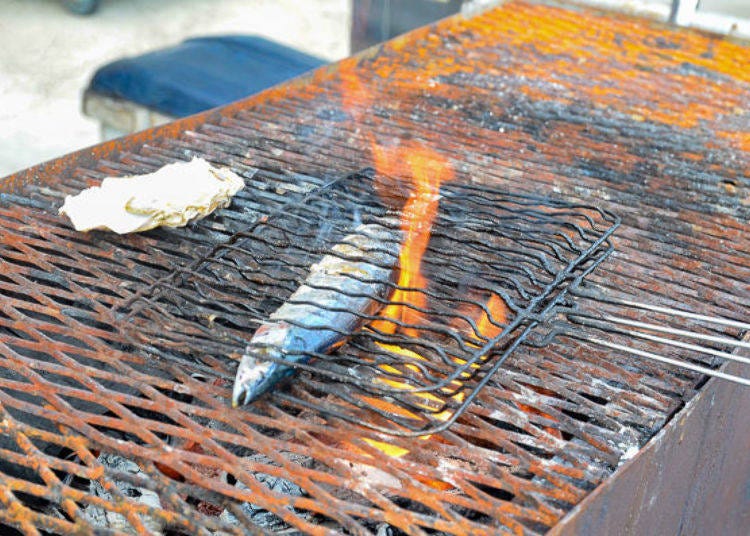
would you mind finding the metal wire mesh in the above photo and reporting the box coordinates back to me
[0,161,740,536]
[113,168,619,436]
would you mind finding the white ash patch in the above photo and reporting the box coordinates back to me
[619,444,640,464]
[616,425,642,466]
[349,461,403,493]
[220,453,311,532]
[82,453,164,535]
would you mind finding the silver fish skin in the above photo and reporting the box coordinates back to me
[232,223,400,407]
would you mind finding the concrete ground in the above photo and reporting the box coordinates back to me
[0,0,350,178]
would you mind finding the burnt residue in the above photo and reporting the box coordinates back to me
[673,61,733,82]
[432,89,748,220]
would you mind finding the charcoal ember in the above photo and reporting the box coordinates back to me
[83,453,165,534]
[219,453,310,531]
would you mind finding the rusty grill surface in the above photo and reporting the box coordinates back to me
[1,1,749,534]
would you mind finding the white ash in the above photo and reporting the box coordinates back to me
[219,453,311,532]
[377,522,399,536]
[619,445,640,464]
[616,425,642,467]
[82,453,164,535]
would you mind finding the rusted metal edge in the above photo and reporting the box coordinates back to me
[549,333,750,536]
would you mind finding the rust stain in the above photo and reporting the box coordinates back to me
[352,1,750,140]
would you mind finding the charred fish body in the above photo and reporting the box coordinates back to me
[232,223,400,407]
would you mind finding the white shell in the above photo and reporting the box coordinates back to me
[59,157,245,234]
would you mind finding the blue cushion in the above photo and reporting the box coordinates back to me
[88,35,327,117]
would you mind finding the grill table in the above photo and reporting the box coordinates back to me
[1,1,748,534]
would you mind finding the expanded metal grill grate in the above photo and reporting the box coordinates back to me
[1,1,749,534]
[0,157,733,536]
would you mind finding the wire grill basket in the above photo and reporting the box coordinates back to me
[114,169,620,436]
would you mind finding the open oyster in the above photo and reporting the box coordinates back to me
[59,157,245,234]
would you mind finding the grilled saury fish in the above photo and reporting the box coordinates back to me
[232,223,400,406]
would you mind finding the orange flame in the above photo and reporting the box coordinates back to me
[354,293,507,491]
[340,68,453,337]
[338,71,519,482]
[467,297,561,439]
[350,294,509,491]
[339,66,374,116]
[371,142,452,336]
[473,294,509,342]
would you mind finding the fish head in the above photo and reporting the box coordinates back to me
[231,348,280,407]
[231,322,292,407]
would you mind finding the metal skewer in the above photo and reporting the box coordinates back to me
[567,313,750,366]
[582,314,750,349]
[561,291,750,387]
[572,291,750,331]
[568,334,750,387]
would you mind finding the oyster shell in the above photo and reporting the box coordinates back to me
[59,157,245,234]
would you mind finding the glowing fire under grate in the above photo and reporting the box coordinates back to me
[115,168,619,437]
